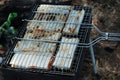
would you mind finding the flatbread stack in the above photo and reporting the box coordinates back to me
[33,4,71,22]
[63,9,85,34]
[53,37,79,69]
[10,53,55,69]
[14,41,57,54]
[24,29,61,41]
[37,5,71,14]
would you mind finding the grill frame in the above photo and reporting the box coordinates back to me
[1,4,93,80]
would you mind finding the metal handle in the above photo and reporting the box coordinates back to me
[89,25,120,75]
[90,25,120,45]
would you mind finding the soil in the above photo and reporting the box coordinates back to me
[0,0,120,80]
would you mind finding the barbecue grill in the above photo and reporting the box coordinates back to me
[1,2,120,80]
[0,4,93,80]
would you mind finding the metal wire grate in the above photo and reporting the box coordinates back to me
[2,4,93,76]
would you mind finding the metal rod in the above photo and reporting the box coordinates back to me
[33,11,69,15]
[22,19,92,26]
[92,24,105,36]
[33,10,92,15]
[14,37,90,47]
[13,37,108,48]
[89,38,98,74]
[109,33,120,37]
[108,37,120,41]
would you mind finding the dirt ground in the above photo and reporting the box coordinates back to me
[0,0,120,80]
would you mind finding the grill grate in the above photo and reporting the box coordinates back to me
[2,4,93,76]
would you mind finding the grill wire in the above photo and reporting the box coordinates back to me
[3,4,93,75]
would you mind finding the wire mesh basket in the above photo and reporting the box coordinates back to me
[1,4,93,80]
